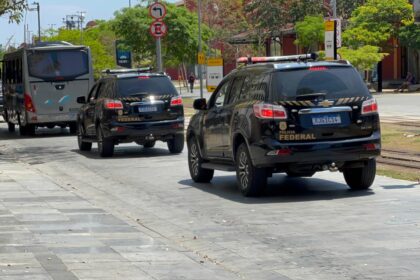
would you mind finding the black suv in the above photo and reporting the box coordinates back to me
[187,54,380,196]
[76,69,184,157]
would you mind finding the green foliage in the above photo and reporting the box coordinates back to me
[344,0,413,48]
[399,24,420,49]
[294,16,324,52]
[336,0,365,20]
[111,4,213,67]
[338,45,388,71]
[45,25,116,78]
[0,0,26,23]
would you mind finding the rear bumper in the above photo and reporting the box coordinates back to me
[250,131,381,168]
[103,118,184,140]
[27,112,78,124]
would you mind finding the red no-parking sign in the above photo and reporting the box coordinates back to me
[149,20,167,38]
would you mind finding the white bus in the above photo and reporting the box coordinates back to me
[1,41,94,135]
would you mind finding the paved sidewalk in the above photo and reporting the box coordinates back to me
[0,159,237,280]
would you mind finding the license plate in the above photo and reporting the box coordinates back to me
[312,114,342,125]
[138,106,157,113]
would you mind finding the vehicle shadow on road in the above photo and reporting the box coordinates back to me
[0,127,74,139]
[178,174,374,203]
[73,147,180,159]
[382,183,419,190]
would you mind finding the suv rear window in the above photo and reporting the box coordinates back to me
[117,76,178,96]
[272,66,370,100]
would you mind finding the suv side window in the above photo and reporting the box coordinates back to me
[211,80,231,108]
[87,84,99,101]
[226,77,245,104]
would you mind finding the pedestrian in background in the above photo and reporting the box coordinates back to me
[395,72,416,93]
[188,72,196,93]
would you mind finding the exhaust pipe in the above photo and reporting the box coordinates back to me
[329,162,339,172]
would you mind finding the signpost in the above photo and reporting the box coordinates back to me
[206,58,223,92]
[324,18,341,60]
[149,2,167,72]
[197,52,206,65]
[115,40,132,68]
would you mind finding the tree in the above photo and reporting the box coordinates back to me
[340,0,413,72]
[45,25,116,78]
[294,15,324,53]
[0,0,26,23]
[339,46,387,71]
[111,4,212,67]
[344,0,413,49]
[399,23,420,50]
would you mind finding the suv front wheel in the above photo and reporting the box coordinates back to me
[188,137,214,183]
[236,143,267,197]
[343,159,376,190]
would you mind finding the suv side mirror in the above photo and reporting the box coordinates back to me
[77,96,86,104]
[193,98,207,110]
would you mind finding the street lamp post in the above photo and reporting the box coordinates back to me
[197,0,203,98]
[31,2,41,43]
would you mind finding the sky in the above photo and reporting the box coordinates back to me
[0,0,178,47]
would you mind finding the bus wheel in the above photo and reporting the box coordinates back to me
[7,122,15,132]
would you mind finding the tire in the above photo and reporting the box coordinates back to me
[343,159,376,190]
[143,141,156,148]
[77,122,92,151]
[19,124,35,136]
[235,143,267,197]
[7,122,15,132]
[286,171,316,177]
[97,126,114,157]
[69,123,77,134]
[167,134,184,154]
[188,137,214,183]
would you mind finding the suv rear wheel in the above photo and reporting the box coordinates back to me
[167,134,184,154]
[77,122,92,151]
[343,159,376,190]
[236,143,267,197]
[188,137,214,183]
[97,126,114,157]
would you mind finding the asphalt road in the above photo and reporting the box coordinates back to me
[375,93,420,119]
[0,122,420,280]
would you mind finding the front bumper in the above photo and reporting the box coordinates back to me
[103,118,184,141]
[250,131,381,168]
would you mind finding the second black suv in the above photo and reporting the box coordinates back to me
[187,54,381,196]
[76,69,184,157]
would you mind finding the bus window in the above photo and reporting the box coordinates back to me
[27,50,89,80]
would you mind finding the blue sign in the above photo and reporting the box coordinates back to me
[115,40,132,68]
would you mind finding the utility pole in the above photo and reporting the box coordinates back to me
[77,11,86,43]
[331,0,337,18]
[197,0,203,98]
[129,0,131,8]
[30,2,41,43]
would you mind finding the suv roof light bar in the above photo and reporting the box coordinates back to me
[102,67,153,75]
[237,53,318,65]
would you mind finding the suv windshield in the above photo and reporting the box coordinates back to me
[28,49,89,80]
[272,66,370,100]
[118,76,178,96]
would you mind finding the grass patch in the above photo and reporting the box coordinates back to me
[377,166,419,182]
[381,123,420,152]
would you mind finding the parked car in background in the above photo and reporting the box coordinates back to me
[76,68,185,157]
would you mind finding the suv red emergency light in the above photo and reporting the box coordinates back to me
[237,53,318,64]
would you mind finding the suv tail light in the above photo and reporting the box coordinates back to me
[361,98,378,115]
[24,93,36,113]
[170,96,183,106]
[253,103,287,120]
[104,99,124,110]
